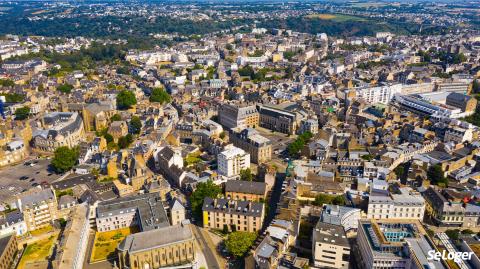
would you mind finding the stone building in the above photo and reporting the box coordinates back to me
[229,128,272,164]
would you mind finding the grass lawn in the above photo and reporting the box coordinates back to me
[17,235,58,269]
[29,225,54,237]
[91,227,139,262]
[185,151,202,166]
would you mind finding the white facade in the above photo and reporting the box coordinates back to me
[355,84,402,104]
[218,145,250,178]
[367,188,425,220]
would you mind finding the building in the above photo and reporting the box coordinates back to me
[169,199,186,226]
[217,144,250,179]
[258,105,297,135]
[108,121,129,142]
[367,187,425,221]
[357,219,444,269]
[96,193,169,232]
[202,197,264,232]
[353,84,402,104]
[312,221,350,269]
[0,233,17,269]
[225,180,267,202]
[218,103,259,129]
[154,146,186,187]
[229,128,272,164]
[16,188,58,231]
[53,204,89,269]
[422,187,480,227]
[394,94,464,119]
[32,112,85,152]
[117,224,195,269]
[445,92,477,114]
[321,204,361,232]
[0,210,27,236]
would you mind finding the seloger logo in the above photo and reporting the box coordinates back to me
[427,250,474,263]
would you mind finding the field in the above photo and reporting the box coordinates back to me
[90,227,139,262]
[17,235,58,269]
[305,13,367,22]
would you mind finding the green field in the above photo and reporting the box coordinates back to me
[305,13,367,22]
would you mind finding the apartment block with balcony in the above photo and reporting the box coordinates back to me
[217,144,250,179]
[16,188,58,231]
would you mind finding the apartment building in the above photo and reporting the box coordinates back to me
[217,144,250,179]
[312,221,350,269]
[229,128,272,164]
[367,187,425,221]
[96,193,169,232]
[0,233,17,269]
[117,224,195,269]
[422,187,480,227]
[218,103,259,129]
[202,198,264,232]
[16,188,58,231]
[225,180,267,202]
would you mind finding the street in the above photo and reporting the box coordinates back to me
[191,225,224,269]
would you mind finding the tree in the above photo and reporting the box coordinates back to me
[240,168,254,181]
[332,195,347,206]
[110,114,121,121]
[0,79,15,87]
[427,164,448,186]
[445,229,460,241]
[116,90,136,110]
[394,165,405,179]
[288,131,313,157]
[14,106,30,120]
[149,87,172,104]
[57,84,74,94]
[473,79,480,94]
[51,146,79,173]
[130,116,142,134]
[118,134,134,149]
[104,133,114,144]
[225,231,257,258]
[190,180,221,223]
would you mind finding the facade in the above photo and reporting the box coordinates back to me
[357,219,444,269]
[258,105,297,135]
[367,188,425,221]
[218,103,259,129]
[217,144,250,179]
[0,233,17,269]
[108,121,129,142]
[225,180,267,202]
[33,112,85,152]
[0,211,27,236]
[354,83,402,104]
[321,204,361,232]
[312,221,350,269]
[169,199,186,226]
[229,128,272,164]
[394,94,463,119]
[446,92,478,114]
[422,187,480,227]
[155,146,186,187]
[202,197,264,232]
[117,224,195,269]
[96,193,169,232]
[16,188,58,231]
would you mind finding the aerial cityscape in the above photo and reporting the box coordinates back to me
[0,0,480,269]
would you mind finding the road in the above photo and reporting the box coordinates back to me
[192,225,223,269]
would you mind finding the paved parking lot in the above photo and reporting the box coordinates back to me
[0,158,62,201]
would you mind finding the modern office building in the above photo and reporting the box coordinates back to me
[312,221,350,269]
[202,197,264,232]
[321,204,361,232]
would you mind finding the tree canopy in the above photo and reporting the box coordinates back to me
[57,84,74,94]
[240,168,254,181]
[427,164,448,186]
[288,131,313,157]
[51,146,79,173]
[149,87,172,104]
[225,231,257,258]
[130,116,142,134]
[14,106,30,120]
[190,180,221,223]
[116,90,136,110]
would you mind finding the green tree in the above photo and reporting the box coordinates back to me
[118,136,130,149]
[0,79,15,87]
[57,84,74,94]
[116,90,136,110]
[149,87,172,104]
[103,133,114,144]
[225,231,257,258]
[4,93,24,103]
[445,229,460,241]
[473,79,480,94]
[51,146,79,173]
[332,195,347,206]
[110,114,121,121]
[427,164,448,186]
[130,116,142,134]
[14,106,30,120]
[394,165,405,179]
[312,193,335,206]
[287,131,313,157]
[190,180,222,223]
[240,168,254,181]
